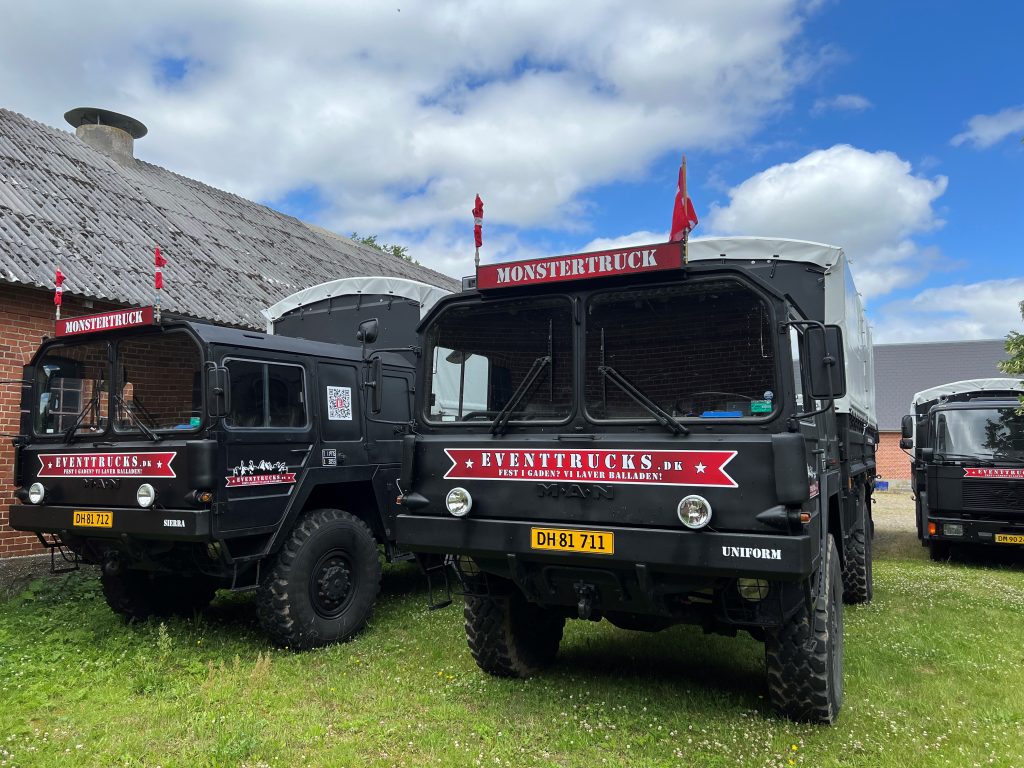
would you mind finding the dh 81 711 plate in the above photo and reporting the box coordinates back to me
[530,527,614,555]
[72,510,113,528]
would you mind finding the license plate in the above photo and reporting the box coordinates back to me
[531,527,614,555]
[994,534,1024,545]
[72,510,113,528]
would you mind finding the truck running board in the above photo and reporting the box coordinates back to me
[418,554,453,610]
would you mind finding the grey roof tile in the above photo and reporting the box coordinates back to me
[873,339,1011,429]
[0,107,457,327]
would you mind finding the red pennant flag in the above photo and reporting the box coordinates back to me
[154,246,167,290]
[472,195,483,249]
[54,268,65,306]
[670,158,698,242]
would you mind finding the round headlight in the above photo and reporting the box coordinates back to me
[677,494,712,529]
[137,483,156,508]
[445,487,473,517]
[28,482,46,505]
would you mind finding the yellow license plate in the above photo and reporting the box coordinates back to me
[73,510,113,528]
[531,527,614,555]
[994,534,1024,545]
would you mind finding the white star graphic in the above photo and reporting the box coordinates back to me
[695,462,707,474]
[465,458,474,468]
[157,461,163,468]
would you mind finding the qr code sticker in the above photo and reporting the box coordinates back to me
[326,386,353,421]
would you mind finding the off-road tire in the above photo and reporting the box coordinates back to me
[256,508,381,650]
[928,540,951,562]
[464,576,565,678]
[101,570,218,622]
[841,488,873,604]
[765,535,844,724]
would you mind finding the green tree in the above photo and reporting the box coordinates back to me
[350,232,418,264]
[999,299,1024,407]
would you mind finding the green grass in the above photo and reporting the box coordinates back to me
[3,522,1024,767]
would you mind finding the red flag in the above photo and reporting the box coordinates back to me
[54,268,65,306]
[154,246,167,290]
[670,159,698,242]
[472,195,483,249]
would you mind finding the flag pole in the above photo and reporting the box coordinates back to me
[680,154,689,265]
[54,265,63,321]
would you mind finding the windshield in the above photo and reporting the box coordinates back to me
[584,281,777,420]
[115,333,202,433]
[35,341,110,436]
[935,407,1024,461]
[424,297,573,423]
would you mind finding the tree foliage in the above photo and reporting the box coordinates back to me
[350,232,418,264]
[998,299,1024,407]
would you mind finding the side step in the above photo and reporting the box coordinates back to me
[417,554,454,610]
[35,533,80,575]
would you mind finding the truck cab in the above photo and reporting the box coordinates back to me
[10,306,417,648]
[395,237,878,723]
[904,378,1024,559]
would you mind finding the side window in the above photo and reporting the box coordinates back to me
[367,373,413,442]
[226,359,306,429]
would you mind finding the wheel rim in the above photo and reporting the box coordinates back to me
[310,549,355,619]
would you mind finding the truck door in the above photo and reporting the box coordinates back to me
[317,361,369,471]
[218,357,314,533]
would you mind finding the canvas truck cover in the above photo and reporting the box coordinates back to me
[912,378,1024,407]
[686,237,876,428]
[262,276,451,357]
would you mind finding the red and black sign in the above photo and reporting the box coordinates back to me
[56,307,155,337]
[476,242,683,290]
[37,451,177,478]
[443,448,737,488]
[225,473,297,488]
[964,467,1024,480]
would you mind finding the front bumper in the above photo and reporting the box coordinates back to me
[9,504,210,541]
[925,515,1024,546]
[395,514,817,580]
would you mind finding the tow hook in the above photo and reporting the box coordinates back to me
[574,583,598,620]
[102,552,123,576]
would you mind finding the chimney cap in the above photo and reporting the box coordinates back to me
[64,107,148,139]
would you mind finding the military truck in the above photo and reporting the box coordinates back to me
[903,378,1024,560]
[394,237,877,723]
[10,277,447,649]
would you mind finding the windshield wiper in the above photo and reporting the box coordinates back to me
[598,365,689,436]
[112,391,162,442]
[63,385,102,444]
[934,452,992,465]
[490,355,551,436]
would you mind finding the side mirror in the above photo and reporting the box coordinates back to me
[803,325,846,400]
[899,437,913,450]
[206,366,229,419]
[901,414,914,439]
[369,356,383,414]
[356,318,379,345]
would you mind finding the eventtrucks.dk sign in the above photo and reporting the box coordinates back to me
[476,243,683,290]
[55,307,155,337]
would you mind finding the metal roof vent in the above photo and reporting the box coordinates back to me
[64,107,147,165]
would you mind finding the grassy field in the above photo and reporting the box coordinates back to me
[2,492,1024,767]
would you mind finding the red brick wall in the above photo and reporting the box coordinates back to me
[0,283,121,558]
[876,431,912,482]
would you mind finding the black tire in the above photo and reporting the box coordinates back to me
[842,488,873,604]
[765,535,844,724]
[464,576,565,678]
[101,570,218,622]
[928,540,951,562]
[256,508,381,650]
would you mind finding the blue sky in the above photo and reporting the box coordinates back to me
[1,0,1021,342]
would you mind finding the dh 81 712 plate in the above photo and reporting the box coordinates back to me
[72,510,113,528]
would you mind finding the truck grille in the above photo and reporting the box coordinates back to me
[962,480,1024,513]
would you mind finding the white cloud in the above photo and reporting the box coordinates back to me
[579,231,669,253]
[811,93,871,115]
[704,144,948,298]
[951,105,1024,149]
[0,0,824,274]
[872,278,1024,343]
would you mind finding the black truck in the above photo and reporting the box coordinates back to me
[8,285,439,649]
[394,237,878,723]
[903,378,1024,560]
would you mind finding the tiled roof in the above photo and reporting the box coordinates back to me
[0,108,458,328]
[873,338,1011,429]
